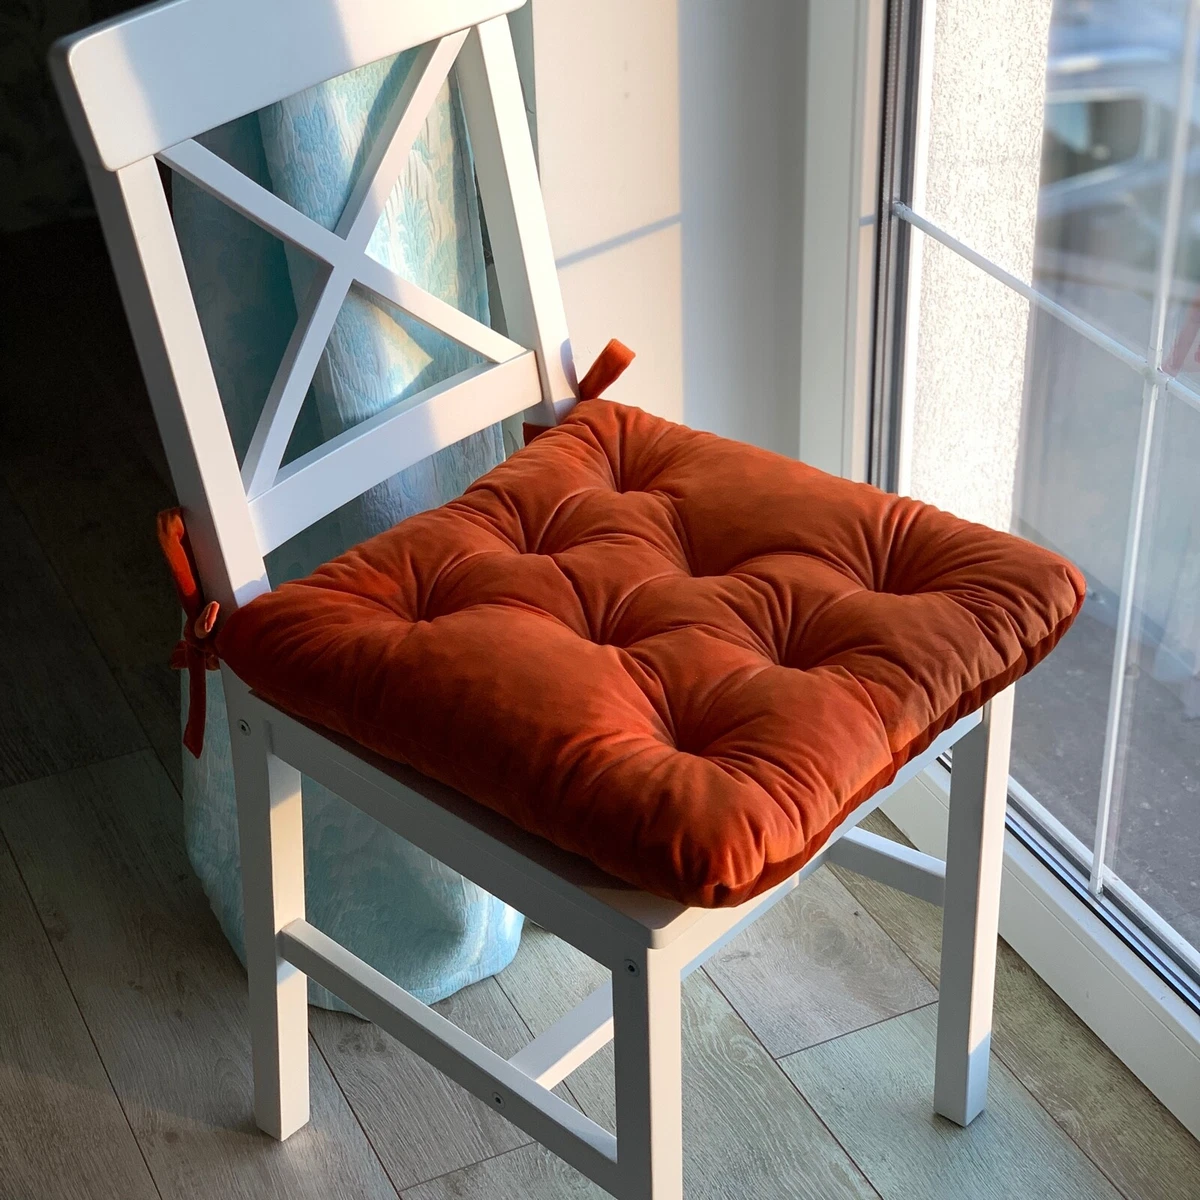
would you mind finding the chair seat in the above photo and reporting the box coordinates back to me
[218,399,1084,907]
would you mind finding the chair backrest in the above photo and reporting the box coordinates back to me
[50,0,577,610]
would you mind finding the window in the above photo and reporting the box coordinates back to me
[1042,94,1148,185]
[876,0,1200,1005]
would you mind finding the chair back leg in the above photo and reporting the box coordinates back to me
[227,672,311,1140]
[612,947,684,1200]
[933,685,1015,1126]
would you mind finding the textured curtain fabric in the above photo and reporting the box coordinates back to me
[172,50,523,1010]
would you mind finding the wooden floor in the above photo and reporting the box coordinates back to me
[2,219,1198,1199]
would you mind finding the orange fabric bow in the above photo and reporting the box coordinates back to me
[524,338,635,445]
[156,509,219,758]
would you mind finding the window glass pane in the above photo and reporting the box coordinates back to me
[904,0,1200,971]
[1042,96,1146,186]
[903,232,1144,855]
[921,0,1189,350]
[1105,391,1200,957]
[1011,307,1144,851]
[1037,1,1187,349]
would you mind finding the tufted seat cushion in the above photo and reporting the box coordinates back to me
[218,399,1085,907]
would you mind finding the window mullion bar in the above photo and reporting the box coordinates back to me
[1164,372,1200,414]
[898,199,1200,417]
[1090,375,1161,895]
[894,202,1151,377]
[1089,0,1200,896]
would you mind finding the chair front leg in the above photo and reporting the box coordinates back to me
[228,683,310,1140]
[934,685,1014,1126]
[612,946,684,1200]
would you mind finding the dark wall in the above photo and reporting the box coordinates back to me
[1,0,139,231]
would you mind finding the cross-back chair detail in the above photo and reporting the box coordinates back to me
[159,30,527,505]
[51,4,1026,1198]
[53,0,574,612]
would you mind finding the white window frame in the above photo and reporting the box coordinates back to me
[797,0,1200,1139]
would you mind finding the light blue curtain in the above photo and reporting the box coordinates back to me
[172,51,524,1010]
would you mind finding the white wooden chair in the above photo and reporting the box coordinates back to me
[51,3,1014,1196]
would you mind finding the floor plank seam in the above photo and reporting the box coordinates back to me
[829,869,1147,1200]
[697,965,885,1200]
[117,653,186,797]
[777,998,940,1059]
[1,341,185,790]
[990,1037,1137,1200]
[309,1031,406,1199]
[399,1140,533,1196]
[0,821,166,1200]
[0,742,171,794]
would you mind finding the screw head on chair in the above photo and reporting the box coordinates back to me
[490,1091,505,1109]
[237,718,251,736]
[624,959,639,977]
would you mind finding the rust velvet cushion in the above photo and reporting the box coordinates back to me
[218,399,1085,907]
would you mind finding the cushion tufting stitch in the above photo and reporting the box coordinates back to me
[218,399,1085,907]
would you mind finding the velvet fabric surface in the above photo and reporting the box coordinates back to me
[220,400,1086,908]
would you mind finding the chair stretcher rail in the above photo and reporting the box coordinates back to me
[824,826,947,904]
[508,980,615,1088]
[278,919,619,1189]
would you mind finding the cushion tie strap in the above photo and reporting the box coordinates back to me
[577,338,635,400]
[524,338,635,444]
[156,508,220,758]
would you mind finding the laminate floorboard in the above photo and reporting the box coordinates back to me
[832,810,1200,1200]
[0,840,160,1200]
[0,225,185,792]
[2,430,184,793]
[0,485,146,787]
[0,752,399,1200]
[705,865,937,1057]
[494,925,879,1200]
[308,979,537,1191]
[402,1142,605,1200]
[782,1005,1123,1200]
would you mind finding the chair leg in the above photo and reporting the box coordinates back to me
[612,947,684,1200]
[229,698,310,1140]
[934,686,1014,1126]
